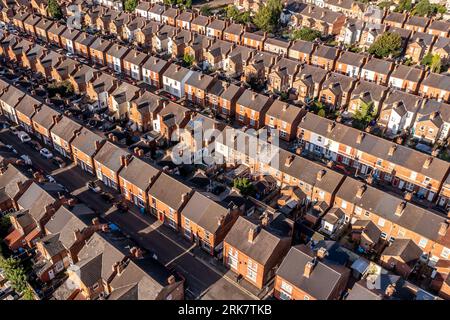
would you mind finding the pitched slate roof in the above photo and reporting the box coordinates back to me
[298,112,449,182]
[181,192,229,234]
[337,51,367,68]
[313,44,339,60]
[337,176,450,245]
[289,39,315,55]
[381,238,422,264]
[185,71,215,91]
[383,90,423,114]
[224,23,244,36]
[71,127,104,157]
[225,215,292,265]
[276,245,350,299]
[119,157,160,191]
[362,57,393,74]
[123,49,149,66]
[163,64,191,82]
[417,99,450,123]
[61,27,81,41]
[351,80,388,103]
[236,89,272,113]
[0,164,29,199]
[106,43,130,59]
[32,104,60,130]
[278,149,344,194]
[51,116,82,142]
[266,100,304,123]
[421,72,450,92]
[90,37,112,52]
[147,172,192,211]
[17,182,56,222]
[94,141,129,172]
[322,72,355,93]
[0,85,25,107]
[390,64,423,82]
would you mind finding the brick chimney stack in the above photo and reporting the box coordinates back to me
[303,260,315,278]
[248,225,258,243]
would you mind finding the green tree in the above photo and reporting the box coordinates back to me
[124,0,138,12]
[317,109,326,117]
[226,5,251,24]
[226,5,240,20]
[412,0,434,16]
[0,215,11,237]
[48,0,63,19]
[368,32,402,58]
[421,53,433,66]
[200,5,213,16]
[0,257,31,295]
[253,0,283,33]
[291,28,322,42]
[421,53,442,72]
[353,101,376,129]
[378,1,393,9]
[430,54,442,73]
[183,53,195,67]
[233,178,256,196]
[412,0,446,16]
[395,0,412,12]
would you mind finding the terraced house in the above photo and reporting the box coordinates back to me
[334,176,450,266]
[147,172,193,230]
[93,141,130,190]
[298,112,450,202]
[118,157,161,212]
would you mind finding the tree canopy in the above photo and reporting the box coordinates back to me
[412,0,446,16]
[124,0,138,12]
[253,0,283,33]
[200,5,213,16]
[353,101,376,129]
[233,178,256,197]
[368,32,402,58]
[48,0,63,19]
[226,5,252,24]
[183,53,194,67]
[394,0,412,12]
[0,256,34,299]
[291,28,322,42]
[421,53,442,73]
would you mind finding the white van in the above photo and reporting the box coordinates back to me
[17,131,31,143]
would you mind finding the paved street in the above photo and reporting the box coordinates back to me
[0,128,256,300]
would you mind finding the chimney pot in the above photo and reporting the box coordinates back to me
[395,201,406,216]
[438,222,448,237]
[316,169,325,181]
[167,275,176,284]
[356,184,366,198]
[423,157,432,169]
[317,247,328,259]
[248,225,258,242]
[303,260,315,278]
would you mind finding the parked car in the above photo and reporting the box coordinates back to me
[20,155,32,165]
[87,181,101,193]
[39,148,53,159]
[46,175,56,183]
[17,131,31,143]
[27,140,42,151]
[52,156,66,168]
[9,126,19,135]
[101,191,115,203]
